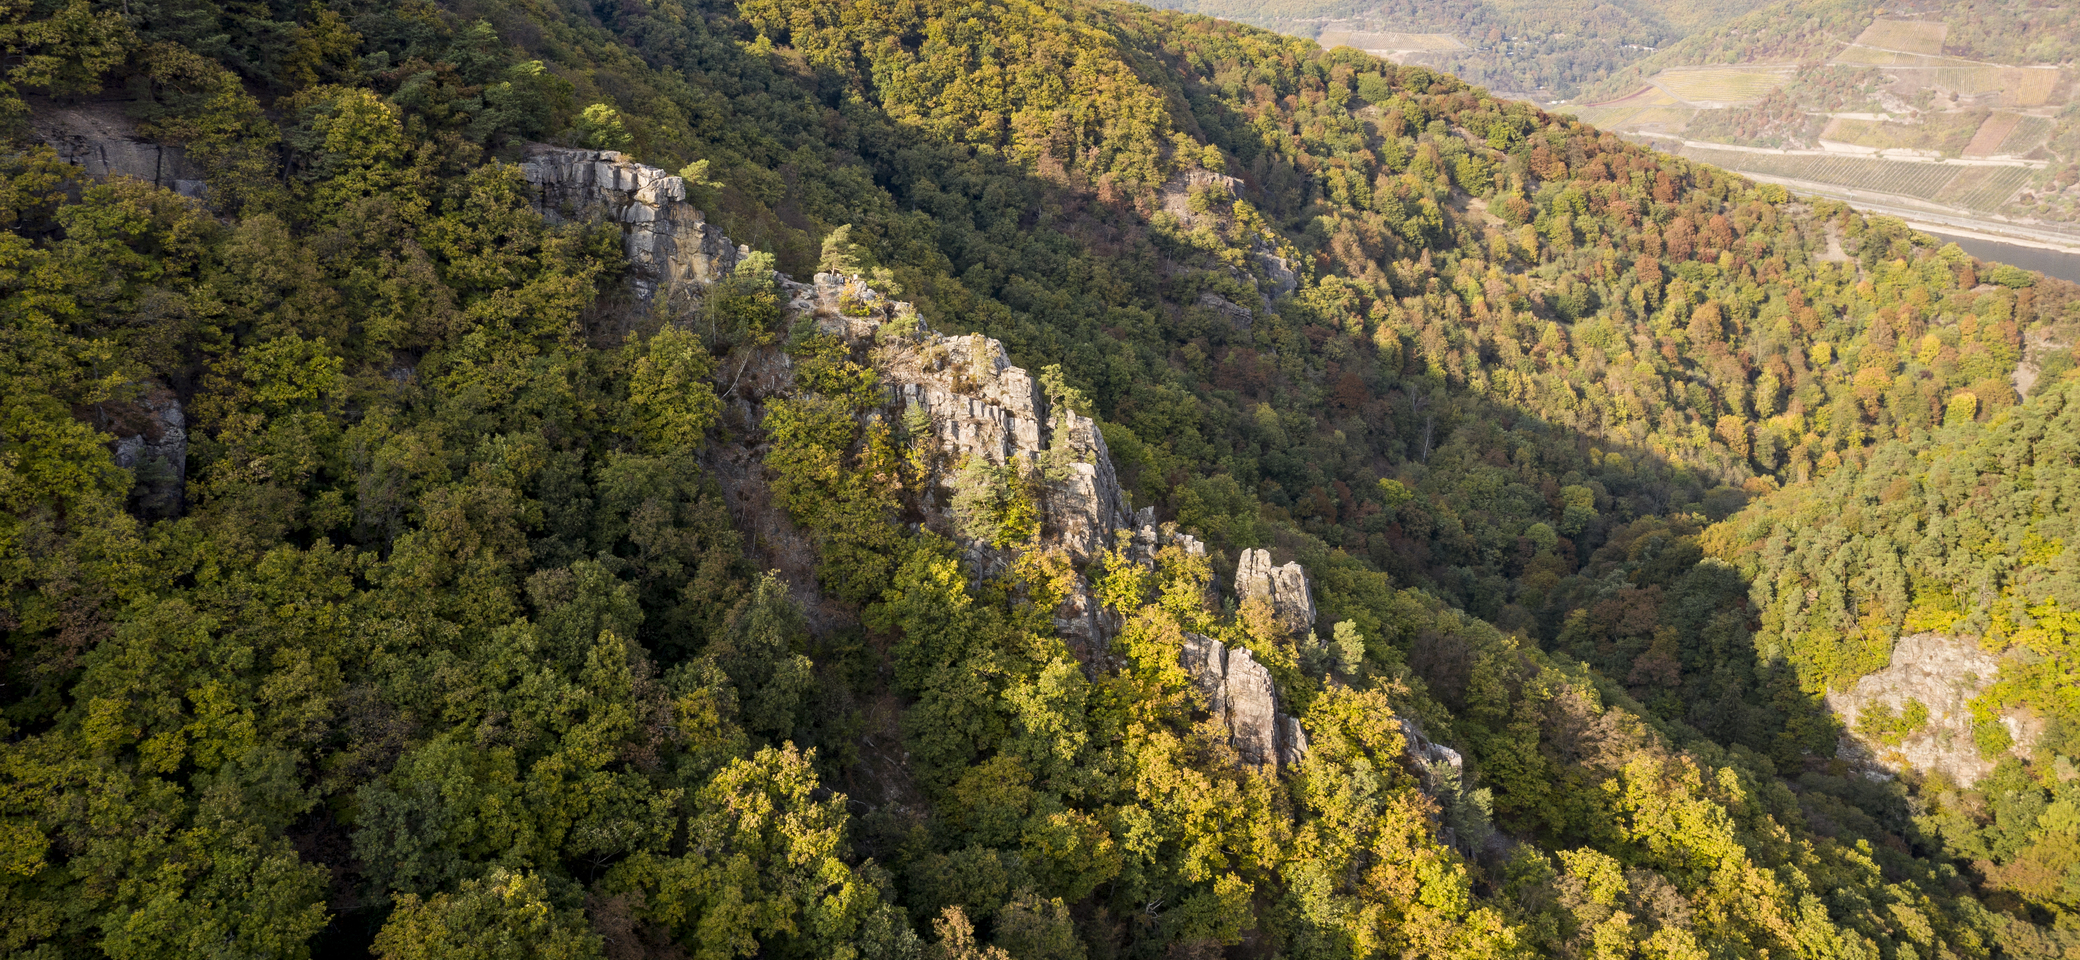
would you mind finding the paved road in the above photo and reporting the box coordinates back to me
[1725,171,2080,256]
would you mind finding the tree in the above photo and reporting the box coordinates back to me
[819,224,862,277]
[573,103,631,151]
[374,869,604,960]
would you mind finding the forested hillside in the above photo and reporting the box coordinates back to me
[4,0,2080,958]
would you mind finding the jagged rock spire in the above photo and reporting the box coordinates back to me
[1180,632,1309,769]
[1235,548,1316,635]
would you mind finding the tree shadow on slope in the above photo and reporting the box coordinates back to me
[558,0,1945,894]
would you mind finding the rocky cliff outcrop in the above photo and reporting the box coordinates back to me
[98,385,187,518]
[522,147,1247,700]
[518,145,742,305]
[33,102,206,198]
[1157,168,1296,311]
[791,271,1148,559]
[513,148,1195,596]
[1398,718,1463,788]
[1181,631,1309,769]
[1167,548,1326,770]
[1827,632,2038,786]
[1235,548,1316,636]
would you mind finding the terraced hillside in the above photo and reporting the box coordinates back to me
[1676,146,2036,207]
[1568,0,2080,230]
[1152,0,1775,99]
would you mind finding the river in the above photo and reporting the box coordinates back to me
[1924,231,2080,286]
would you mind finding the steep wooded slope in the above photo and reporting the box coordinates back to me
[3,1,2080,958]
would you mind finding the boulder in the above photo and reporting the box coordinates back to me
[1235,549,1316,635]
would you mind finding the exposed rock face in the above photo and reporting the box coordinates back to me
[512,146,1180,583]
[2014,329,2065,399]
[797,271,1147,567]
[1251,241,1299,303]
[108,386,187,518]
[1047,410,1136,561]
[1195,291,1253,328]
[514,147,1219,653]
[887,331,1047,472]
[1827,633,2036,786]
[780,270,1221,640]
[1156,169,1294,308]
[1398,718,1463,786]
[518,145,741,304]
[1181,632,1309,768]
[1235,549,1316,635]
[1158,168,1245,226]
[1050,511,1219,651]
[33,102,206,198]
[1052,579,1122,656]
[512,146,1318,772]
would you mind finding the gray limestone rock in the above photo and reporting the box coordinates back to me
[1224,645,1280,766]
[1179,632,1308,769]
[1195,291,1254,328]
[1235,549,1316,635]
[1398,718,1463,786]
[1046,409,1134,561]
[818,301,1135,566]
[1052,577,1123,661]
[1158,169,1246,229]
[1180,632,1229,719]
[887,333,1047,470]
[108,386,187,518]
[33,102,207,198]
[1276,714,1310,769]
[1827,632,2037,786]
[518,146,738,305]
[501,147,1223,657]
[1251,240,1299,304]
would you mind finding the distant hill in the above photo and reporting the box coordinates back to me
[1570,0,2080,232]
[1150,0,1774,99]
[1160,0,2080,230]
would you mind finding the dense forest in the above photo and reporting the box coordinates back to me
[5,0,2080,958]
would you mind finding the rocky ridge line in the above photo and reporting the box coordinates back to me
[518,146,1339,769]
[519,145,745,305]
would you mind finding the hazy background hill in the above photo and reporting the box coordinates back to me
[1150,0,1776,99]
[1175,0,2080,235]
